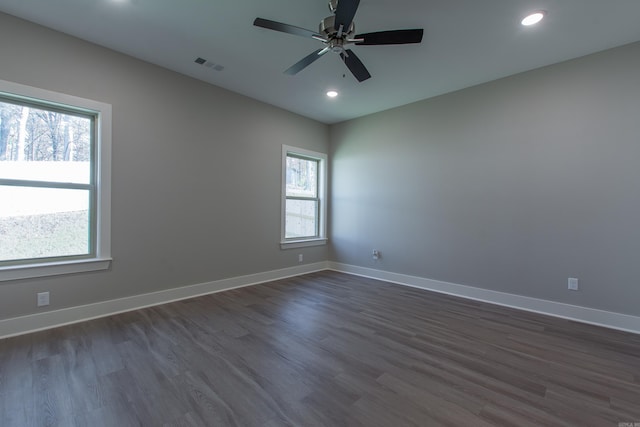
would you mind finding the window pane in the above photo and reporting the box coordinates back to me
[0,100,92,184]
[285,199,318,239]
[286,156,317,198]
[0,186,91,262]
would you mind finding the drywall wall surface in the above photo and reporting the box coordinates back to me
[330,41,640,316]
[0,13,328,320]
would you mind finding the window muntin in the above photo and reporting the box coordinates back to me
[0,79,111,281]
[281,146,327,248]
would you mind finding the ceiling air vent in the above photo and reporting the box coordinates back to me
[194,57,224,71]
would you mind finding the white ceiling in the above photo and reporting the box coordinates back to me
[0,0,639,124]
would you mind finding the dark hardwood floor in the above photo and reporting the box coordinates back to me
[1,271,639,426]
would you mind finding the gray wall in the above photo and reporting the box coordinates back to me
[330,41,640,316]
[0,13,329,320]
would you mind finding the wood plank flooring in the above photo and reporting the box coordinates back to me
[1,271,639,426]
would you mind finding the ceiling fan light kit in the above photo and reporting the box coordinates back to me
[254,0,424,82]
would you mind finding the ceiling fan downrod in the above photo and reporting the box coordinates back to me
[321,0,357,43]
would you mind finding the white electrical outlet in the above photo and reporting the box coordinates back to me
[568,278,579,291]
[37,291,50,307]
[298,254,303,263]
[372,250,380,260]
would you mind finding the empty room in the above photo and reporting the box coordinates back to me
[1,0,640,426]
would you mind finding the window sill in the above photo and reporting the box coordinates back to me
[280,238,328,250]
[0,258,112,282]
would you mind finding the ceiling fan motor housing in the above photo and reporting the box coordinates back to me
[320,15,355,39]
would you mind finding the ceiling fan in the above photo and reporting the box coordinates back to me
[253,0,424,82]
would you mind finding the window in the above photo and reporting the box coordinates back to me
[281,145,327,249]
[0,79,111,281]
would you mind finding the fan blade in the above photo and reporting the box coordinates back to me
[340,49,371,82]
[334,0,360,31]
[254,17,323,40]
[284,48,329,75]
[355,29,424,45]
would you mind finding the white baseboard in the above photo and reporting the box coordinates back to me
[0,262,329,339]
[329,262,640,335]
[3,261,639,339]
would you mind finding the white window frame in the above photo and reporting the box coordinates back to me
[281,145,327,249]
[0,79,112,282]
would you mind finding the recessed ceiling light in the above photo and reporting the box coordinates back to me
[326,90,339,98]
[521,11,545,26]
